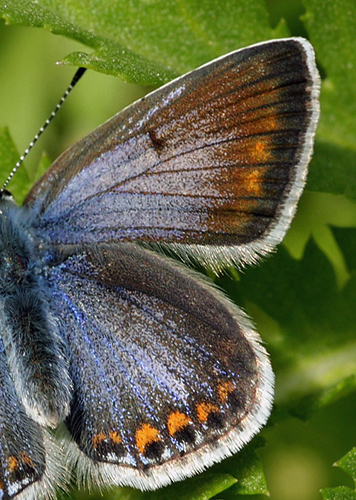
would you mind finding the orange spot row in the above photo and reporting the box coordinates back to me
[254,140,271,163]
[195,379,235,423]
[246,169,264,197]
[92,432,107,448]
[196,401,220,424]
[7,452,35,474]
[217,380,235,403]
[109,430,122,445]
[92,431,122,448]
[20,452,34,468]
[135,423,161,455]
[8,456,18,473]
[91,379,235,457]
[167,411,191,436]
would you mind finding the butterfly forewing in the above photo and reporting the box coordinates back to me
[25,38,319,269]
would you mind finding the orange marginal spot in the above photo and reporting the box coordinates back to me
[261,115,278,133]
[167,411,190,436]
[196,401,220,424]
[20,452,34,468]
[245,167,266,198]
[217,380,235,403]
[92,432,107,448]
[253,139,271,163]
[8,456,18,472]
[109,430,122,445]
[135,423,161,455]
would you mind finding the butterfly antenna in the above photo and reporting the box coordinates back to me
[1,67,87,192]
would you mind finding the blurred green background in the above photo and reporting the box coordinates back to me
[0,0,356,499]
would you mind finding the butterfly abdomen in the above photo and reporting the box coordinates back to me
[0,193,72,428]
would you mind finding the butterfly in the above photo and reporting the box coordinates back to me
[0,37,319,499]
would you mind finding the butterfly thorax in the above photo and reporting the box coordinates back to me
[0,193,37,290]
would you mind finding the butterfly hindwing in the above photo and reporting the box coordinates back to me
[45,243,273,489]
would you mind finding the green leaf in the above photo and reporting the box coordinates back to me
[332,227,356,274]
[321,449,356,499]
[290,375,356,421]
[321,487,356,500]
[303,0,356,201]
[216,438,269,496]
[0,127,19,180]
[146,472,237,500]
[0,126,33,200]
[303,0,356,148]
[337,449,356,484]
[0,0,173,85]
[0,0,287,84]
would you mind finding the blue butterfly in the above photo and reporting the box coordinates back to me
[0,37,319,499]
